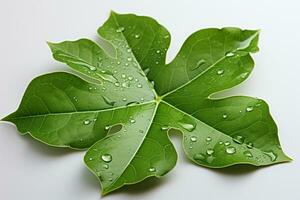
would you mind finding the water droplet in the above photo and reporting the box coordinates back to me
[117,61,121,65]
[264,151,277,162]
[103,164,109,169]
[246,142,254,149]
[134,34,140,39]
[206,137,212,142]
[226,146,236,154]
[122,97,127,101]
[222,114,228,119]
[164,34,170,39]
[121,74,126,79]
[140,97,145,102]
[246,106,253,112]
[190,136,197,142]
[116,27,125,33]
[244,150,253,158]
[206,148,214,155]
[130,119,136,124]
[104,125,110,130]
[191,59,206,71]
[144,68,150,75]
[224,141,231,146]
[102,96,116,106]
[178,119,196,132]
[114,82,120,87]
[219,141,224,145]
[217,69,224,75]
[127,57,133,62]
[156,50,161,54]
[83,119,91,125]
[233,135,245,144]
[225,52,235,57]
[89,157,93,161]
[137,83,142,88]
[127,48,132,53]
[128,76,133,81]
[101,154,112,163]
[155,61,159,65]
[149,167,156,172]
[161,126,169,131]
[193,153,206,161]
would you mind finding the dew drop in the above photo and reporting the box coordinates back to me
[190,136,198,142]
[219,141,224,145]
[244,150,253,158]
[127,48,132,53]
[83,119,91,125]
[102,96,116,106]
[233,135,245,144]
[104,125,110,130]
[161,126,169,131]
[156,50,161,54]
[121,74,126,79]
[101,154,112,163]
[264,151,277,162]
[206,137,212,142]
[114,82,120,87]
[193,153,206,161]
[130,119,136,124]
[217,69,224,75]
[206,148,214,155]
[128,76,133,81]
[222,114,228,119]
[134,34,140,39]
[224,141,231,146]
[225,52,235,57]
[122,97,127,101]
[116,27,125,33]
[103,164,109,169]
[246,106,254,112]
[89,157,93,161]
[178,120,196,132]
[226,146,236,154]
[191,59,206,71]
[246,142,254,149]
[149,167,156,172]
[127,57,133,62]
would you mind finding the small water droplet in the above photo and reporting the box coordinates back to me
[127,48,132,53]
[233,135,245,144]
[222,114,228,119]
[225,52,235,57]
[103,164,109,169]
[104,125,110,130]
[149,167,156,172]
[226,146,236,154]
[244,150,253,158]
[193,153,206,161]
[246,106,254,112]
[89,157,93,161]
[155,61,159,65]
[217,69,224,75]
[128,76,133,81]
[122,97,127,101]
[137,83,142,88]
[264,151,277,162]
[102,96,116,106]
[134,34,140,39]
[219,141,224,145]
[206,148,214,155]
[116,27,125,33]
[114,82,120,87]
[246,142,254,149]
[224,141,231,146]
[191,59,206,71]
[190,136,198,142]
[156,50,161,54]
[206,137,212,142]
[161,126,169,131]
[130,119,136,124]
[178,120,196,132]
[127,57,133,62]
[83,119,91,125]
[101,154,112,163]
[117,61,121,65]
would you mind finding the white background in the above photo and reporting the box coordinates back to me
[0,0,299,199]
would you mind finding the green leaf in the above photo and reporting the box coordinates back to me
[2,11,291,194]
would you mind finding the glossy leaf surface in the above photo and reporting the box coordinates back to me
[2,12,291,195]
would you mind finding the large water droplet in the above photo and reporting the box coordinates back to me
[102,96,116,106]
[101,154,112,163]
[226,146,236,154]
[178,119,196,132]
[191,59,206,71]
[264,151,277,162]
[190,136,198,142]
[233,135,245,144]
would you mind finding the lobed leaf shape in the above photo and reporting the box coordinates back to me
[2,11,291,195]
